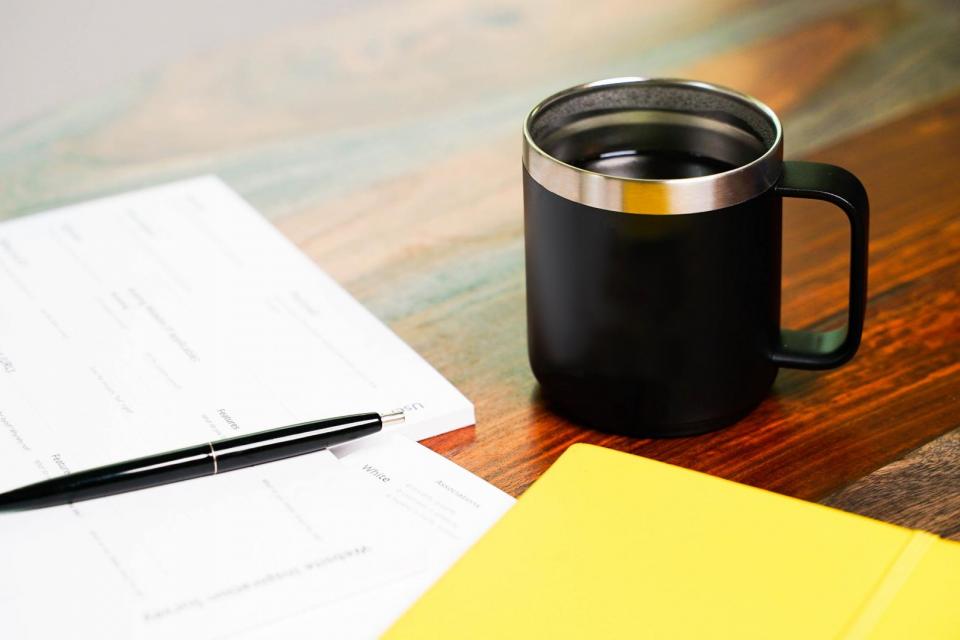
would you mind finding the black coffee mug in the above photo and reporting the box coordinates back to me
[523,78,868,436]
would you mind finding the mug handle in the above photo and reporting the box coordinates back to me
[768,160,870,370]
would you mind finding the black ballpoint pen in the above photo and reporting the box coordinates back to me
[0,409,404,512]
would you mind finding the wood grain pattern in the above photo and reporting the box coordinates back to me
[3,0,959,216]
[822,428,960,540]
[1,0,958,534]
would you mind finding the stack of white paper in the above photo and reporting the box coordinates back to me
[0,178,512,638]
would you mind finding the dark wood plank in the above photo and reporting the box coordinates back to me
[822,429,960,539]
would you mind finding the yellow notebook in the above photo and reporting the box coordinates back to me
[386,444,960,639]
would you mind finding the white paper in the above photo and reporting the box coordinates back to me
[0,175,473,490]
[0,177,513,638]
[0,435,514,638]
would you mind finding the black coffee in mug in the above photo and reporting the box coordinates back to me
[523,78,869,436]
[575,150,738,179]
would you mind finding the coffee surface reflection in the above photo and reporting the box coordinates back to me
[572,149,738,179]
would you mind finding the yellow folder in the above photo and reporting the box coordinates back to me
[386,444,960,639]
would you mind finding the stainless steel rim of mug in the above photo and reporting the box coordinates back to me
[522,77,785,215]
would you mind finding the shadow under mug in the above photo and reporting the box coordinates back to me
[523,78,869,437]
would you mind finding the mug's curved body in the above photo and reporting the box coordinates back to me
[525,173,781,435]
[523,78,869,436]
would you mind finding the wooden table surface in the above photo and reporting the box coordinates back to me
[2,0,958,538]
